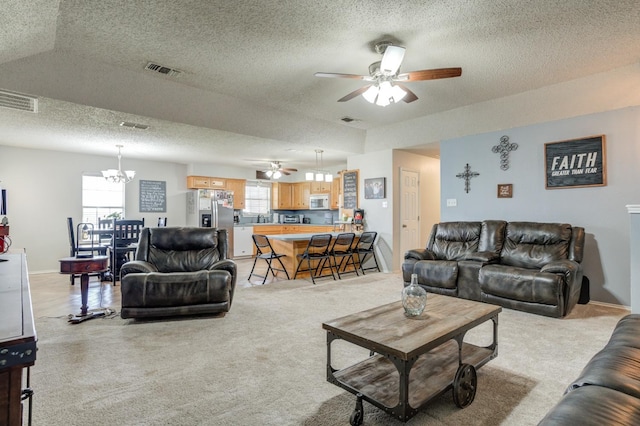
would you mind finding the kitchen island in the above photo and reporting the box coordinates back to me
[269,232,361,279]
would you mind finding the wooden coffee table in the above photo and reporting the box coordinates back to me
[322,294,501,424]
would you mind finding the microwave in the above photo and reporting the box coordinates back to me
[309,194,330,210]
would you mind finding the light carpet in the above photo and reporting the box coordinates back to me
[29,273,629,425]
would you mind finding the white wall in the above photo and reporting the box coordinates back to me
[0,145,187,272]
[347,149,440,272]
[440,106,640,306]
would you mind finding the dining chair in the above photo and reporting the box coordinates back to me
[293,233,335,284]
[109,219,144,284]
[66,217,108,285]
[328,232,359,279]
[249,234,290,285]
[157,217,167,227]
[354,231,380,274]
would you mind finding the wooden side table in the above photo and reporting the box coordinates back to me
[59,256,109,323]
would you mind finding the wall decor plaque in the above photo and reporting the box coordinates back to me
[544,135,606,189]
[497,184,513,198]
[139,180,167,212]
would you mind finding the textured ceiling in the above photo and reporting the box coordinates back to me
[1,0,640,170]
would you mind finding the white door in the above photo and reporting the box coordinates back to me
[400,169,420,259]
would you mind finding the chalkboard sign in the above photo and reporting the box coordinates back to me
[342,170,358,210]
[139,180,166,212]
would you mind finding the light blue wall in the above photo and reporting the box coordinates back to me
[440,106,640,305]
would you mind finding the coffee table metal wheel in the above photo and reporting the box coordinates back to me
[350,393,364,426]
[453,363,477,408]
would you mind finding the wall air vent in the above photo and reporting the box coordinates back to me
[0,89,38,113]
[144,62,182,77]
[120,121,149,130]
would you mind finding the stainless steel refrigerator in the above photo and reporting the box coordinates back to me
[186,189,234,258]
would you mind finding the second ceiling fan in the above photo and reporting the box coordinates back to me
[315,41,462,106]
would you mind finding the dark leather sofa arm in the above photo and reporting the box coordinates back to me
[404,248,436,261]
[464,251,499,263]
[120,260,159,279]
[209,259,237,305]
[541,259,581,281]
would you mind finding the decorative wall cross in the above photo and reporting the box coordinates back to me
[491,135,518,170]
[456,163,479,193]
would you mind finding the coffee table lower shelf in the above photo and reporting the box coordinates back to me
[331,340,492,411]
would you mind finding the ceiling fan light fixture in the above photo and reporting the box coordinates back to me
[273,170,282,179]
[362,85,379,104]
[266,170,274,177]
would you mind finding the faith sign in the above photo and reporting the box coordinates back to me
[544,135,606,189]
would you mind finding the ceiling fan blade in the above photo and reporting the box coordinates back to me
[314,72,370,80]
[282,168,298,172]
[337,85,372,102]
[398,67,462,82]
[396,84,418,103]
[380,45,405,75]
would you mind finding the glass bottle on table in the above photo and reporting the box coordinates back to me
[402,273,427,317]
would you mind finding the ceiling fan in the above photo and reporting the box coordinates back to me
[258,161,298,180]
[315,41,462,107]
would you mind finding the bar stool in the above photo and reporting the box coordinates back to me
[329,232,359,279]
[249,234,290,285]
[354,231,380,274]
[293,234,335,284]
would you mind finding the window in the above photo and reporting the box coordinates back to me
[82,174,125,225]
[243,180,270,216]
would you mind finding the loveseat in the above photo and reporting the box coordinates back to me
[402,221,585,317]
[120,227,237,319]
[538,314,640,425]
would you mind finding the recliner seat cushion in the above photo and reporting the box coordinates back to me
[479,265,562,305]
[501,222,572,269]
[122,271,231,308]
[413,260,458,289]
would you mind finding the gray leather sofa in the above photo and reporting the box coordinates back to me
[120,227,237,319]
[538,314,640,425]
[402,221,585,317]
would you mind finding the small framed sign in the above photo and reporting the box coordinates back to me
[497,184,513,198]
[364,177,386,199]
[544,135,606,189]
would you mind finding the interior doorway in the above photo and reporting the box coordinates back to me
[400,168,420,263]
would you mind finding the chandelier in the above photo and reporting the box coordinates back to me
[305,149,333,182]
[102,144,135,184]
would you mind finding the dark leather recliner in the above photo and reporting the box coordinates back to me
[120,227,237,319]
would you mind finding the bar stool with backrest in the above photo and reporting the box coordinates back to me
[249,234,290,285]
[293,233,335,284]
[328,232,359,279]
[354,231,380,274]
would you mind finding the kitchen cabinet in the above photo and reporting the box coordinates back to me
[226,178,246,209]
[331,177,341,210]
[186,175,226,189]
[310,181,332,194]
[272,182,293,210]
[233,226,254,258]
[292,182,310,209]
[253,225,284,235]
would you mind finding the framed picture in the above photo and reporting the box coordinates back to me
[364,177,386,199]
[544,135,606,189]
[497,184,513,198]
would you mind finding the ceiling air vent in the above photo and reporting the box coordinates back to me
[341,117,356,123]
[120,121,149,130]
[144,62,182,77]
[0,89,38,113]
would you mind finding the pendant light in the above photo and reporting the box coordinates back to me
[102,145,135,184]
[305,149,333,182]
